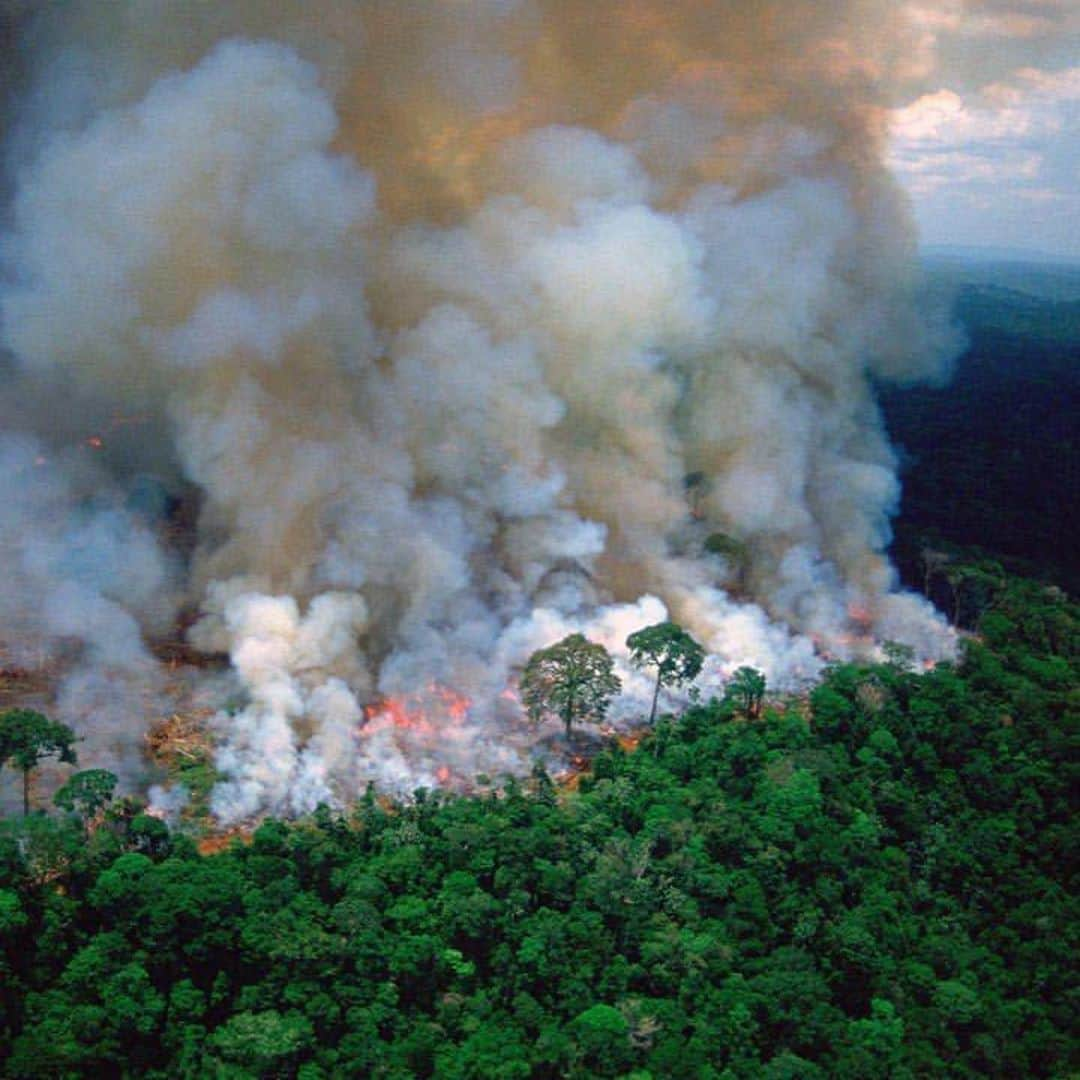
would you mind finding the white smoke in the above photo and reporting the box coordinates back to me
[0,434,177,797]
[0,4,962,822]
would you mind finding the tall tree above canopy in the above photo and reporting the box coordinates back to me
[626,621,706,724]
[725,666,767,718]
[54,768,117,828]
[0,709,78,816]
[520,633,621,739]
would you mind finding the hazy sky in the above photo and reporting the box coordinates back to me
[0,1,1075,261]
[889,1,1080,260]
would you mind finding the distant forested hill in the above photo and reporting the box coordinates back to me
[883,258,1080,596]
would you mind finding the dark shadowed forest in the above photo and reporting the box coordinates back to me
[884,257,1080,597]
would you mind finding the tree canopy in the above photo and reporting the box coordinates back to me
[724,666,767,717]
[626,621,705,724]
[0,709,77,816]
[520,633,621,738]
[54,769,118,825]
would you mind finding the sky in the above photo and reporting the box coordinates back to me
[889,0,1080,261]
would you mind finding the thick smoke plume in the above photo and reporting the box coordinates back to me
[1,1,961,821]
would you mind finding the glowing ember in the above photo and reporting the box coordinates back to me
[846,603,875,632]
[361,683,474,739]
[431,683,471,722]
[354,685,477,791]
[365,696,427,732]
[85,435,104,450]
[197,828,253,856]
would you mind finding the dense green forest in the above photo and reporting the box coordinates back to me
[1,566,1076,1078]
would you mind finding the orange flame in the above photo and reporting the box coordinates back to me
[358,685,473,790]
[364,696,419,731]
[846,602,874,631]
[361,683,473,739]
[432,683,471,723]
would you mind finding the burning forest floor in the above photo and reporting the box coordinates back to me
[0,625,600,829]
[1,616,811,842]
[0,500,825,835]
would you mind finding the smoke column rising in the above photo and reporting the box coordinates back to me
[0,2,961,821]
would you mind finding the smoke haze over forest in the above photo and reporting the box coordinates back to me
[0,2,997,820]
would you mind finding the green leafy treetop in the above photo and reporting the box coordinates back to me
[520,633,621,739]
[54,768,118,828]
[626,621,705,724]
[0,708,78,816]
[724,666,767,718]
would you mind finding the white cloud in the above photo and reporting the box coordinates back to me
[900,150,1041,194]
[888,63,1080,254]
[891,67,1077,150]
[904,1,1080,45]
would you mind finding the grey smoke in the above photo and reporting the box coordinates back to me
[0,3,964,822]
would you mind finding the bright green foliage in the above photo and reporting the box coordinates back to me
[0,563,1075,1078]
[626,621,705,724]
[0,709,77,816]
[209,1009,314,1074]
[54,769,117,825]
[0,888,27,935]
[570,1003,631,1075]
[520,633,621,737]
[725,665,767,717]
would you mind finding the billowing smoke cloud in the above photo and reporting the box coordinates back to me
[0,433,178,802]
[1,2,961,821]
